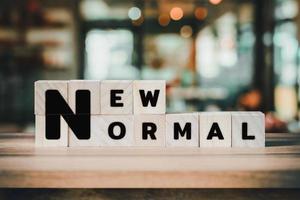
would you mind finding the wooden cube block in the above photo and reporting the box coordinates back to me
[134,115,165,146]
[166,113,199,147]
[100,80,133,114]
[35,115,68,147]
[68,114,100,147]
[133,80,166,114]
[35,80,68,115]
[199,112,231,147]
[68,80,100,114]
[92,115,134,146]
[231,112,265,147]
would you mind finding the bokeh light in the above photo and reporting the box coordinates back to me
[170,7,183,21]
[128,7,142,20]
[158,14,170,26]
[209,0,223,5]
[195,7,208,20]
[180,25,193,38]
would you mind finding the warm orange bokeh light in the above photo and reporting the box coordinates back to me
[194,7,208,20]
[170,7,183,21]
[180,25,193,38]
[158,14,170,26]
[209,0,222,5]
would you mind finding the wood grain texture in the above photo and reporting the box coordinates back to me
[68,80,100,114]
[100,80,133,114]
[1,133,300,188]
[35,115,68,147]
[92,115,135,147]
[34,80,68,115]
[133,80,166,114]
[0,133,300,188]
[199,112,232,147]
[166,113,199,147]
[134,115,166,146]
[232,112,265,147]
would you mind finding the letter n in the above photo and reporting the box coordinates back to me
[45,90,90,140]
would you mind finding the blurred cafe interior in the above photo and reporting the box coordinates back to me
[0,0,300,134]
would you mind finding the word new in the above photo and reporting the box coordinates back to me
[35,80,265,147]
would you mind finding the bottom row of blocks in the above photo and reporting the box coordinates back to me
[35,112,265,148]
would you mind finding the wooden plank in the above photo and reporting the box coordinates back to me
[199,112,231,147]
[1,170,300,188]
[133,80,166,114]
[92,115,135,146]
[232,112,265,147]
[34,80,68,115]
[134,115,166,147]
[35,115,68,147]
[1,133,300,188]
[68,80,101,115]
[166,113,199,147]
[1,133,300,155]
[100,80,133,114]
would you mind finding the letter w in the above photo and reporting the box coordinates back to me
[139,90,160,107]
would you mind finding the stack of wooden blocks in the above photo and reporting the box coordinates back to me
[35,80,265,148]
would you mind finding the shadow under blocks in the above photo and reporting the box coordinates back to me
[1,189,300,200]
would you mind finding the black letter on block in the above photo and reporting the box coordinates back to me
[242,122,255,140]
[46,115,61,140]
[110,90,124,107]
[139,90,160,107]
[207,122,224,140]
[45,90,90,140]
[108,122,126,140]
[174,122,192,140]
[142,122,157,140]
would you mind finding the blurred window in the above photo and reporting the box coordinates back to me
[196,12,253,91]
[274,0,299,120]
[143,34,192,82]
[80,0,133,20]
[275,0,298,20]
[84,29,138,80]
[274,22,298,86]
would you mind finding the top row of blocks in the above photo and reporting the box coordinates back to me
[35,80,166,115]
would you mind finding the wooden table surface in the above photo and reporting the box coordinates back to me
[1,132,300,188]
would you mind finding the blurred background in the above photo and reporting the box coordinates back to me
[0,0,299,134]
